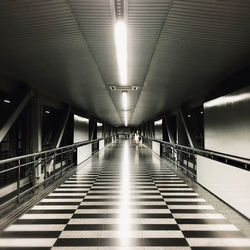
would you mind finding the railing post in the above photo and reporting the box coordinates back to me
[53,152,56,180]
[66,149,69,169]
[17,159,21,204]
[32,156,36,193]
[60,149,63,176]
[44,153,47,187]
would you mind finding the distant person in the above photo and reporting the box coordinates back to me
[135,131,140,144]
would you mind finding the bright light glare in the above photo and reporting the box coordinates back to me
[3,99,11,104]
[154,119,162,126]
[115,21,127,85]
[205,93,250,108]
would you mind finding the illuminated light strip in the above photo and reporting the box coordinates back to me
[122,91,128,110]
[122,92,128,126]
[115,21,127,86]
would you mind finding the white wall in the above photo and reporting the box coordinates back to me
[99,139,105,151]
[74,115,90,164]
[197,155,250,219]
[74,115,89,143]
[154,119,163,140]
[97,123,103,138]
[204,86,250,158]
[152,141,160,156]
[77,144,92,165]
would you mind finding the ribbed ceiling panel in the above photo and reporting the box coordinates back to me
[131,0,250,125]
[0,1,83,43]
[0,0,121,125]
[127,0,172,86]
[0,0,250,126]
[127,0,172,125]
[69,0,118,85]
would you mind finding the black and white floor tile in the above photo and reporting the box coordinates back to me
[0,141,250,249]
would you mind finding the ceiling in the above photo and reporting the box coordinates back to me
[0,0,250,126]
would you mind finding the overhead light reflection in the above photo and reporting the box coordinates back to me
[119,141,130,243]
[204,93,250,108]
[115,21,127,85]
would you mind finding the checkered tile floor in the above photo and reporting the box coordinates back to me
[0,141,250,249]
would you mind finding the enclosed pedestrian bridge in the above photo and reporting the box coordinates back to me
[0,0,250,249]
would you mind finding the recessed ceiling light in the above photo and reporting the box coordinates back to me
[45,110,50,114]
[188,114,191,118]
[3,99,11,103]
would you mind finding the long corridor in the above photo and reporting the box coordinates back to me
[0,140,250,249]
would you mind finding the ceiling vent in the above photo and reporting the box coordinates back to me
[114,0,124,20]
[109,85,138,92]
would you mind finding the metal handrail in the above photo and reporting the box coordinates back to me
[0,137,104,166]
[0,136,112,209]
[143,136,250,166]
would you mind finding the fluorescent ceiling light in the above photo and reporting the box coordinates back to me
[115,21,127,85]
[45,110,50,114]
[122,91,128,110]
[97,122,102,127]
[3,99,11,103]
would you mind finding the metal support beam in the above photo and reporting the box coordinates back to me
[48,107,71,174]
[178,108,198,148]
[0,90,33,143]
[89,118,96,140]
[164,115,175,143]
[55,107,71,148]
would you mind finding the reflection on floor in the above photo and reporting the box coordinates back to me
[0,140,250,249]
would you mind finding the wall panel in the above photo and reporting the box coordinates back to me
[197,155,250,219]
[204,86,250,158]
